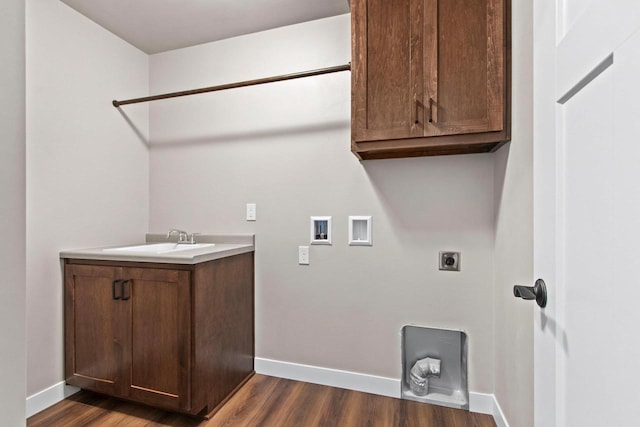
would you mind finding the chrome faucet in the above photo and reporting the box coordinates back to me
[167,229,197,244]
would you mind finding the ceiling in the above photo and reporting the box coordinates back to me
[61,0,351,54]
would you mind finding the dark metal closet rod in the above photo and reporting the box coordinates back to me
[112,63,351,107]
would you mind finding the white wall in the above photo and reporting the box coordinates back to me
[0,0,26,424]
[149,15,496,393]
[26,0,149,396]
[22,5,535,419]
[493,0,534,425]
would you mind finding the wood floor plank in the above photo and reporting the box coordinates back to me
[335,389,364,426]
[208,374,280,426]
[360,392,400,426]
[28,375,497,427]
[315,383,351,426]
[250,379,306,426]
[271,381,332,426]
[28,392,117,427]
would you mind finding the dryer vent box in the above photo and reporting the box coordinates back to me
[401,325,468,410]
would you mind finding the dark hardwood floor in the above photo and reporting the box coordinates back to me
[27,374,497,427]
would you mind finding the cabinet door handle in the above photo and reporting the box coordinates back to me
[112,280,122,300]
[121,280,130,301]
[415,99,420,124]
[428,98,434,123]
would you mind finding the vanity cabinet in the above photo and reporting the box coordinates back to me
[64,252,254,417]
[351,0,510,159]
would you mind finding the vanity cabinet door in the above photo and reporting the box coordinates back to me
[65,264,192,411]
[123,267,192,412]
[65,265,128,397]
[64,254,254,417]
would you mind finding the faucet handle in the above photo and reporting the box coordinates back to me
[188,233,200,244]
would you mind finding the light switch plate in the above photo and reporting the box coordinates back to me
[246,203,256,221]
[439,251,460,271]
[299,246,310,265]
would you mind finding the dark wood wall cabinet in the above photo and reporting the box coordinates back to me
[351,0,511,160]
[64,253,254,418]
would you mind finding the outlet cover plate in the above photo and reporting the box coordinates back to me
[439,252,460,271]
[246,203,256,221]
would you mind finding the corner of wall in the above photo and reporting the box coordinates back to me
[491,0,535,425]
[26,382,80,419]
[0,0,26,424]
[26,0,151,403]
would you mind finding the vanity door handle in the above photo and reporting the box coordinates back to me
[112,280,122,300]
[428,98,434,123]
[414,98,421,125]
[121,280,130,301]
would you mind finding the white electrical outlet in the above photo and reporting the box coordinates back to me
[246,203,256,221]
[298,246,310,265]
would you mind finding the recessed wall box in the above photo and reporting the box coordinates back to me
[401,325,469,409]
[349,216,372,246]
[310,216,332,245]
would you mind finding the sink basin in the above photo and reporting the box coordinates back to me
[103,243,215,254]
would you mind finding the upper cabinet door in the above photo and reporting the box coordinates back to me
[351,0,425,143]
[426,0,505,137]
[351,0,510,160]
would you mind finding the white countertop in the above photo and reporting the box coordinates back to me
[60,233,254,265]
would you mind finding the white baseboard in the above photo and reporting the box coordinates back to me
[469,391,497,415]
[255,357,399,398]
[25,361,510,427]
[255,357,508,426]
[26,381,80,418]
[470,391,509,426]
[492,395,510,427]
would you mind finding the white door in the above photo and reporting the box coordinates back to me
[534,1,640,426]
